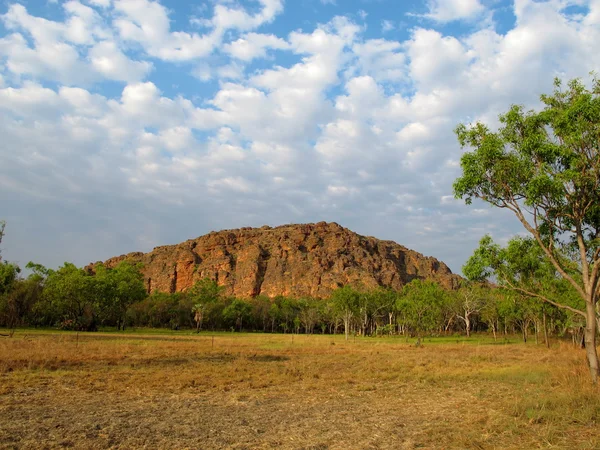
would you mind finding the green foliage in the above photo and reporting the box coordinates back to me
[42,263,98,331]
[330,285,360,340]
[222,298,252,331]
[454,77,600,307]
[0,261,22,329]
[455,76,600,380]
[455,77,600,239]
[0,220,5,261]
[95,262,147,330]
[397,280,447,337]
[331,285,360,315]
[0,261,20,296]
[188,278,223,332]
[464,235,584,314]
[189,278,222,308]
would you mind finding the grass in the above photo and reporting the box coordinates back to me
[0,330,599,449]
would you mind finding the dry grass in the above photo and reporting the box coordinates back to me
[0,331,599,449]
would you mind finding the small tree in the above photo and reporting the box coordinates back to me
[298,297,320,334]
[43,263,97,331]
[189,278,222,332]
[454,283,485,337]
[398,280,445,343]
[222,299,252,332]
[331,285,360,341]
[96,262,147,330]
[454,77,600,382]
[480,289,503,341]
[368,288,398,335]
[0,220,5,261]
[0,261,21,332]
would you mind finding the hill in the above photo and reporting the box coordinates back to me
[87,222,461,298]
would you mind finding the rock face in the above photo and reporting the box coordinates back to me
[87,222,461,298]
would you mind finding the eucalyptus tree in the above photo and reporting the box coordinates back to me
[298,297,320,334]
[189,278,223,332]
[331,285,360,341]
[397,280,446,342]
[43,263,97,330]
[0,220,5,261]
[222,299,252,332]
[0,261,21,330]
[453,282,487,337]
[95,262,147,330]
[455,77,600,382]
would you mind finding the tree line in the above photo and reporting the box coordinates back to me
[0,254,586,344]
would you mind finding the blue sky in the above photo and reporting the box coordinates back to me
[0,0,599,275]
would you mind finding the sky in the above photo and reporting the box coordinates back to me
[0,0,599,275]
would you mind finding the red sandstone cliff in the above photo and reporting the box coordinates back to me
[87,222,461,298]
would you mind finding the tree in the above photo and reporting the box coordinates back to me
[454,283,486,338]
[222,299,252,332]
[96,262,147,330]
[0,262,20,296]
[0,220,5,261]
[43,263,98,330]
[249,295,271,332]
[188,278,222,332]
[298,297,320,334]
[366,288,398,335]
[0,261,21,331]
[454,77,600,382]
[331,285,360,341]
[397,280,445,342]
[479,289,504,341]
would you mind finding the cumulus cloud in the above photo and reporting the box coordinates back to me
[1,0,599,275]
[224,33,290,61]
[0,2,149,84]
[114,0,284,61]
[421,0,485,22]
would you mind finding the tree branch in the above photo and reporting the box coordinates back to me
[510,203,587,299]
[502,278,586,318]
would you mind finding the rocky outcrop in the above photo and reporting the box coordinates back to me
[87,222,461,298]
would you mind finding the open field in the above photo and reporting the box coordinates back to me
[0,331,599,449]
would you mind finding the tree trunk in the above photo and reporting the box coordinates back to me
[344,317,349,341]
[465,316,471,338]
[543,313,549,349]
[490,322,497,342]
[585,301,599,384]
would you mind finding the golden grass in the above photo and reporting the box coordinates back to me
[0,331,598,449]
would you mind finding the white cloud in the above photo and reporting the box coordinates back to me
[88,0,111,7]
[408,29,470,91]
[0,3,149,84]
[114,0,284,61]
[224,33,289,61]
[422,0,485,22]
[381,20,395,33]
[352,39,407,82]
[89,41,152,82]
[193,61,245,82]
[1,0,600,277]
